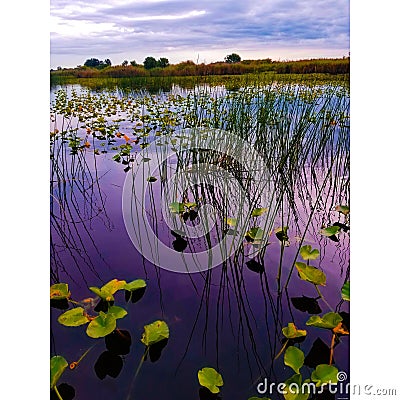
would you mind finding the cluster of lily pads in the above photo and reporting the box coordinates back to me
[50,278,169,399]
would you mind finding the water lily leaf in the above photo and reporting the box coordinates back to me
[124,279,147,292]
[169,202,185,214]
[284,346,304,374]
[226,217,237,227]
[320,226,340,237]
[335,205,350,215]
[184,202,197,209]
[50,355,68,389]
[283,374,310,400]
[299,245,319,261]
[246,227,265,241]
[50,283,70,300]
[147,176,157,182]
[306,312,343,329]
[198,367,224,394]
[86,312,117,338]
[248,397,271,400]
[58,307,90,327]
[251,207,268,217]
[275,226,289,241]
[89,279,127,302]
[141,320,170,346]
[311,364,338,387]
[341,281,350,301]
[282,323,307,339]
[295,262,326,286]
[107,306,127,320]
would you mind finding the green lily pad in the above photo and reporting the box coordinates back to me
[50,355,68,389]
[306,312,343,329]
[295,262,326,286]
[226,217,237,227]
[335,205,350,215]
[50,283,70,300]
[124,279,147,291]
[248,397,271,400]
[169,202,185,214]
[311,364,338,387]
[147,176,157,182]
[89,279,127,302]
[141,320,170,346]
[284,346,304,374]
[275,226,289,242]
[320,226,341,237]
[251,207,268,217]
[341,281,350,301]
[299,245,320,261]
[184,202,197,209]
[282,323,307,339]
[283,374,310,400]
[58,307,90,327]
[86,312,117,338]
[246,227,265,241]
[198,367,224,394]
[107,306,128,320]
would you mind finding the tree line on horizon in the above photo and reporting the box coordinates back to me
[52,53,349,77]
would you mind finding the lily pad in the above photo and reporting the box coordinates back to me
[311,364,338,387]
[275,226,289,242]
[246,227,265,241]
[50,283,70,300]
[107,306,128,320]
[124,279,147,292]
[141,320,170,346]
[335,205,350,215]
[169,202,185,214]
[299,245,320,261]
[306,312,343,329]
[283,374,310,400]
[295,262,326,286]
[282,323,307,339]
[50,355,68,389]
[226,217,237,227]
[86,312,117,338]
[147,176,157,182]
[58,307,90,327]
[251,207,268,217]
[198,367,224,394]
[284,346,304,374]
[184,202,197,209]
[341,281,350,301]
[89,279,127,302]
[320,226,341,237]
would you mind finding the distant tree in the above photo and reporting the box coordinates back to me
[225,53,241,63]
[157,57,169,68]
[57,66,62,70]
[122,60,128,66]
[104,59,112,66]
[130,60,138,66]
[84,58,101,67]
[143,56,158,69]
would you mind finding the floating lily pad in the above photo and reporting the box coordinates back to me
[246,227,265,241]
[282,323,307,339]
[169,202,185,214]
[283,374,310,400]
[89,279,127,302]
[184,202,197,209]
[107,306,128,320]
[341,281,350,301]
[58,307,90,327]
[299,245,320,261]
[124,279,147,292]
[141,320,170,346]
[320,226,340,237]
[198,367,224,394]
[50,355,68,389]
[284,346,304,374]
[86,312,117,338]
[251,207,268,217]
[295,262,326,286]
[147,176,157,182]
[335,205,350,215]
[50,283,70,300]
[311,364,338,387]
[306,312,343,329]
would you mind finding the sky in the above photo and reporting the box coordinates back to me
[50,0,349,68]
